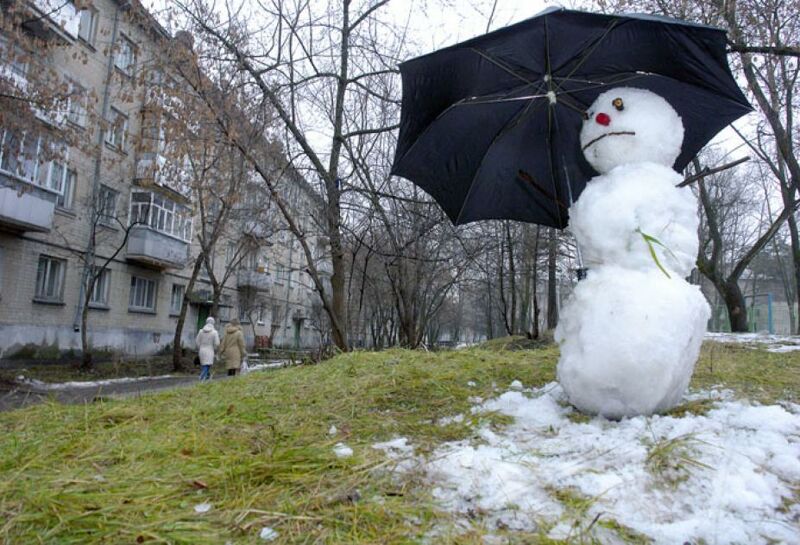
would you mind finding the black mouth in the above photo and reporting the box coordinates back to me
[582,131,636,151]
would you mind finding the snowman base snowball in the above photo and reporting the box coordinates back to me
[556,267,709,419]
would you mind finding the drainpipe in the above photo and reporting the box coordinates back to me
[72,5,120,331]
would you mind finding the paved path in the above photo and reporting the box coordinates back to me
[0,359,288,412]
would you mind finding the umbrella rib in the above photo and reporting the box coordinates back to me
[544,15,567,228]
[553,19,622,95]
[454,87,549,225]
[556,73,647,95]
[470,47,539,86]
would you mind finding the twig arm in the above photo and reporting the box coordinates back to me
[677,156,751,187]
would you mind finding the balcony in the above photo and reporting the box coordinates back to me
[316,258,333,277]
[237,269,272,292]
[0,181,55,232]
[24,0,80,43]
[126,225,189,269]
[134,153,166,182]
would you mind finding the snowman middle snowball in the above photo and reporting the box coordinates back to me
[555,87,710,419]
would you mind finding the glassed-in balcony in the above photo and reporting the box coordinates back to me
[126,225,189,269]
[25,0,80,42]
[237,269,272,292]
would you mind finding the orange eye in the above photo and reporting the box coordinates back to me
[612,97,624,111]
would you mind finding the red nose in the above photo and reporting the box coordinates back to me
[595,112,611,126]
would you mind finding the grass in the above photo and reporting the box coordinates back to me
[0,346,559,544]
[692,341,800,404]
[0,338,797,544]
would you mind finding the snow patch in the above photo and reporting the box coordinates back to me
[16,375,178,390]
[377,384,800,544]
[193,502,212,514]
[259,527,278,541]
[333,443,353,458]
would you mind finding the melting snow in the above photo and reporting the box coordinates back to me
[259,527,278,541]
[333,443,353,458]
[374,384,800,544]
[15,375,178,390]
[705,331,800,353]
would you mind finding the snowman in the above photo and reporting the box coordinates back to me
[555,87,710,419]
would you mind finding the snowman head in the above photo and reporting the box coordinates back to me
[580,88,684,174]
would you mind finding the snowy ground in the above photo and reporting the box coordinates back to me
[705,331,800,353]
[374,383,800,544]
[13,360,287,390]
[14,375,181,391]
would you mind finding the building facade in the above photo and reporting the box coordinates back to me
[0,0,331,359]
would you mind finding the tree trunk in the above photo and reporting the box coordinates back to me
[172,257,204,371]
[787,214,800,333]
[505,222,517,335]
[80,287,93,370]
[546,228,559,329]
[722,278,749,332]
[531,226,541,339]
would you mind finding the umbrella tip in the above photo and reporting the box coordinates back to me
[547,91,557,105]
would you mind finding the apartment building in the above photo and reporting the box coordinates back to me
[0,0,331,358]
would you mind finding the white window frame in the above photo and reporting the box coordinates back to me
[56,168,76,209]
[67,82,88,127]
[97,185,118,225]
[89,267,111,307]
[114,34,137,76]
[77,7,98,45]
[129,275,157,312]
[34,255,66,302]
[170,283,185,315]
[0,36,28,83]
[105,107,128,150]
[0,129,68,194]
[128,190,192,242]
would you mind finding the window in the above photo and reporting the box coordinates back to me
[105,107,128,150]
[97,185,118,224]
[129,276,156,312]
[0,130,70,194]
[0,36,28,82]
[170,284,185,315]
[77,7,97,45]
[226,241,237,266]
[35,255,66,302]
[89,267,110,306]
[115,35,136,76]
[0,130,38,182]
[67,83,88,127]
[57,169,76,209]
[128,191,192,241]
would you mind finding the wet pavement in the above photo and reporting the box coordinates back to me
[0,359,288,412]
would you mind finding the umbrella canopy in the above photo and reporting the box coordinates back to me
[390,7,751,228]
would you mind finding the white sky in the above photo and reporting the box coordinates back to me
[144,0,753,174]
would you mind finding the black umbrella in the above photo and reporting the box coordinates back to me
[390,7,751,228]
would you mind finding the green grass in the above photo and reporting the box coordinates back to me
[0,347,558,544]
[0,339,797,544]
[692,341,800,404]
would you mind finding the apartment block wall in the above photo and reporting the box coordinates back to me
[0,0,330,359]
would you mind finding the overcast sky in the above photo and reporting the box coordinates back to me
[144,0,751,166]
